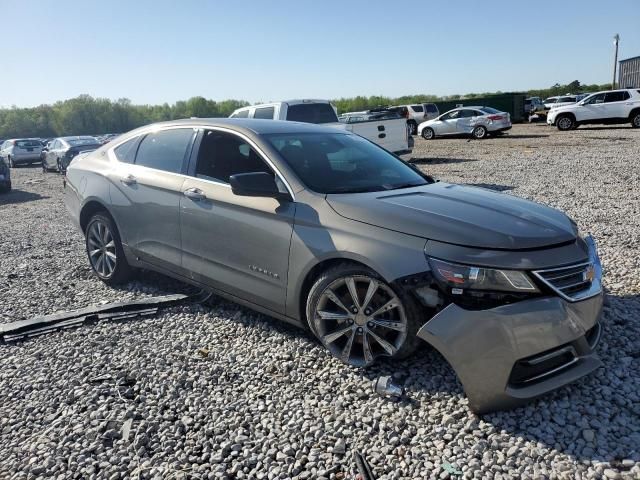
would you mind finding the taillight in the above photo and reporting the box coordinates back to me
[488,115,503,121]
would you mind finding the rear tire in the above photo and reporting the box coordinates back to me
[421,127,435,140]
[472,125,488,139]
[631,111,640,128]
[556,115,574,131]
[306,263,421,367]
[85,213,132,285]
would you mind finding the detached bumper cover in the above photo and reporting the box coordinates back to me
[417,293,603,413]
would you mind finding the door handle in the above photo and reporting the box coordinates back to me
[183,188,206,201]
[120,174,137,186]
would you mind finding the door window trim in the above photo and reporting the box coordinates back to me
[107,125,295,200]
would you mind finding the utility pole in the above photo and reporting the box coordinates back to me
[612,34,620,89]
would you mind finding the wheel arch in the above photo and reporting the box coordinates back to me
[79,199,115,234]
[297,256,385,328]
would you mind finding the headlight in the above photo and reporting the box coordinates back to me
[427,257,539,294]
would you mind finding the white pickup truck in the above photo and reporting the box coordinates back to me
[230,100,412,154]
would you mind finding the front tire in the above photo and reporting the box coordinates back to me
[85,213,132,285]
[421,127,435,140]
[472,125,488,139]
[556,115,574,131]
[631,111,640,128]
[306,263,420,367]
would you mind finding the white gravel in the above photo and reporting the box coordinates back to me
[1,123,639,479]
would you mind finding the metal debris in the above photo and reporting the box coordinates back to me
[372,375,404,400]
[0,291,211,343]
[353,451,377,479]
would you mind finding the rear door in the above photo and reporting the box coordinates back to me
[456,109,479,134]
[108,127,196,271]
[602,91,630,119]
[179,128,295,314]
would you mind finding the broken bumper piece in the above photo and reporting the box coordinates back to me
[417,292,604,414]
[0,292,208,343]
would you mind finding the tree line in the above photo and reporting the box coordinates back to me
[0,80,613,139]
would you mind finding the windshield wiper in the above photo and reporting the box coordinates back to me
[385,182,426,191]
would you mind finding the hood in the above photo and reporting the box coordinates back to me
[326,183,577,250]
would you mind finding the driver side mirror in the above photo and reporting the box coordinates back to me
[229,172,289,200]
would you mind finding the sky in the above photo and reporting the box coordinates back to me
[1,0,639,107]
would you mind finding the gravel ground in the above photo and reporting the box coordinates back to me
[1,123,639,479]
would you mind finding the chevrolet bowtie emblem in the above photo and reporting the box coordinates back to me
[583,264,595,282]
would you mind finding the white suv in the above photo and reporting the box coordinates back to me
[547,89,640,131]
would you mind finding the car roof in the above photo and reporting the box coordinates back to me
[126,118,344,136]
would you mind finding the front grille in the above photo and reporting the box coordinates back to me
[532,262,595,301]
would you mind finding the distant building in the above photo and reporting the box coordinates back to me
[619,56,640,88]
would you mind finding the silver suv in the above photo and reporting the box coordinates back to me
[0,138,43,167]
[65,119,604,413]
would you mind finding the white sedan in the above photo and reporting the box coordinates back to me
[417,106,512,140]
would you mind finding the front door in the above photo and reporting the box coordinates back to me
[435,110,461,135]
[108,127,196,271]
[179,129,295,314]
[577,93,606,122]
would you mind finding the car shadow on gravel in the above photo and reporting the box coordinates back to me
[409,157,478,165]
[0,189,48,206]
[501,134,550,139]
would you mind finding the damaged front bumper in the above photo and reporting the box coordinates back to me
[417,288,603,414]
[417,235,604,414]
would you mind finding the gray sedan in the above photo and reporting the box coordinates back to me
[64,119,602,413]
[418,106,512,140]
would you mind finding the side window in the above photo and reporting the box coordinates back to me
[233,110,249,118]
[113,137,140,164]
[585,93,605,105]
[254,107,275,119]
[604,91,628,102]
[194,130,273,184]
[460,110,476,118]
[51,140,59,149]
[135,128,193,173]
[442,111,461,120]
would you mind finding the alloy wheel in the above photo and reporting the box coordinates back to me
[633,114,640,127]
[473,126,487,139]
[313,275,408,367]
[557,117,573,130]
[87,220,117,278]
[422,128,434,140]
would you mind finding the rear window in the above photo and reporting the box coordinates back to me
[231,110,249,118]
[254,106,275,119]
[479,107,501,114]
[113,137,140,164]
[16,140,41,148]
[67,138,99,146]
[424,104,438,113]
[410,105,424,112]
[285,103,338,124]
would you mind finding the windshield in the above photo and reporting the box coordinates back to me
[266,132,429,194]
[66,137,99,146]
[480,106,501,114]
[557,96,576,103]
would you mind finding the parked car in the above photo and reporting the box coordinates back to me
[525,97,545,116]
[0,156,11,192]
[549,95,579,110]
[0,138,43,167]
[65,118,603,414]
[42,136,102,173]
[418,106,512,140]
[543,96,560,109]
[230,100,411,154]
[547,89,640,130]
[387,104,439,135]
